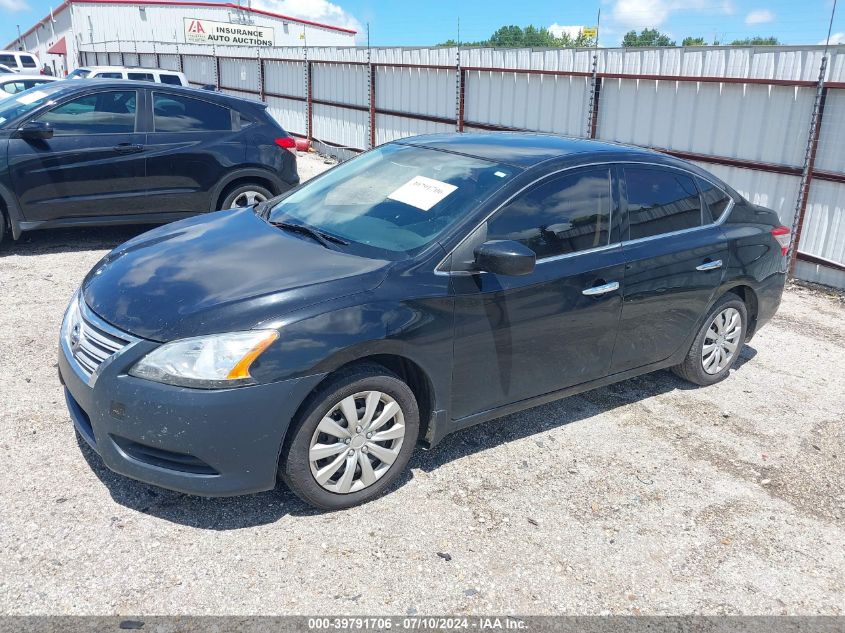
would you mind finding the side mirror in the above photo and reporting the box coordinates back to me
[16,120,53,140]
[473,240,536,276]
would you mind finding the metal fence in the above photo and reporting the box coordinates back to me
[79,42,845,288]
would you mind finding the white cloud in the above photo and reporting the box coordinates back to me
[610,0,732,30]
[0,0,29,12]
[548,24,588,39]
[820,32,845,45]
[745,9,775,25]
[251,0,363,38]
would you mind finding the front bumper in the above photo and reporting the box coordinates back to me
[58,312,325,497]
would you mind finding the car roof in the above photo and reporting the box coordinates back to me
[54,79,264,107]
[80,66,185,74]
[0,74,57,81]
[397,132,661,168]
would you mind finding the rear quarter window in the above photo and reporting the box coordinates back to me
[20,55,37,68]
[153,93,232,132]
[697,177,733,222]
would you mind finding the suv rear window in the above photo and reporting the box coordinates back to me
[21,55,37,68]
[153,93,231,132]
[159,74,182,85]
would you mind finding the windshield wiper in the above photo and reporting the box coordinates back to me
[269,221,349,249]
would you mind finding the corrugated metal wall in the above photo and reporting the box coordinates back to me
[79,43,845,287]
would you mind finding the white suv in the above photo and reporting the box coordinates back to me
[67,66,189,86]
[0,50,40,73]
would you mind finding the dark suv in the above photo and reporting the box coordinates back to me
[0,80,299,244]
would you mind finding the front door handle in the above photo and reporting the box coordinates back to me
[113,143,143,154]
[582,281,620,296]
[696,259,723,272]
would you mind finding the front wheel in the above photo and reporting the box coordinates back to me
[672,293,748,386]
[279,364,419,510]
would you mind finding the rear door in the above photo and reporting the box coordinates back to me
[610,165,728,373]
[8,88,147,222]
[450,166,626,420]
[143,91,244,213]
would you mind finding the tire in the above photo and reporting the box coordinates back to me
[279,363,419,510]
[672,292,748,386]
[219,183,274,210]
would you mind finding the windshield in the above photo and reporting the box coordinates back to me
[67,69,91,79]
[0,81,67,126]
[268,143,517,257]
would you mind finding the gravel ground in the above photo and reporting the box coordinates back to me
[0,151,843,616]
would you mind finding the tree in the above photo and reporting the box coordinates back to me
[682,36,708,46]
[730,36,780,45]
[436,24,595,48]
[622,28,675,47]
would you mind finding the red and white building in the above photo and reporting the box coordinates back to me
[7,0,356,76]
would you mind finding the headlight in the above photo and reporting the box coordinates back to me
[129,330,279,389]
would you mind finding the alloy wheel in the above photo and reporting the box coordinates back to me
[229,190,268,208]
[701,306,742,375]
[308,391,406,494]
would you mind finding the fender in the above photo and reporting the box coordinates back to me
[207,167,293,211]
[0,180,24,240]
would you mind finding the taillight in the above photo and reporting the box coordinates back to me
[274,136,297,154]
[771,226,791,256]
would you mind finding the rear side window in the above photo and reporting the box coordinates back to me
[487,168,613,259]
[20,55,37,68]
[95,72,123,79]
[159,74,182,85]
[127,72,154,81]
[697,178,732,222]
[37,90,137,135]
[624,167,702,240]
[153,93,231,132]
[0,54,16,65]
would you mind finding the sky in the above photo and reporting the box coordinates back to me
[1,0,843,48]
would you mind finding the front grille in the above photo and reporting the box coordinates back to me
[72,314,131,377]
[64,296,135,381]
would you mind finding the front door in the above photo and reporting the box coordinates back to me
[8,89,147,222]
[611,165,728,373]
[450,166,625,420]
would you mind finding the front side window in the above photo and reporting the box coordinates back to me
[267,143,517,256]
[153,93,231,132]
[487,168,613,259]
[0,54,15,65]
[37,90,137,135]
[20,55,37,68]
[625,167,702,240]
[697,177,732,222]
[1,82,25,95]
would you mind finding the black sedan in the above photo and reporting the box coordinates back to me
[59,133,790,509]
[0,80,299,244]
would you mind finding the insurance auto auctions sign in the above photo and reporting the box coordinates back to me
[184,18,275,46]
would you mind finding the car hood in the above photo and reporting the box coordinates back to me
[82,209,391,341]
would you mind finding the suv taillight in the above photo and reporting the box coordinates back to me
[274,136,297,155]
[771,226,791,256]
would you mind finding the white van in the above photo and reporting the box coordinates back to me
[0,50,40,73]
[66,66,189,86]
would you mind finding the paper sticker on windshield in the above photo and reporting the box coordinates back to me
[387,176,457,211]
[16,90,47,105]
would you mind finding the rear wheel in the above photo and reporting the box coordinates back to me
[220,183,273,210]
[279,364,419,510]
[672,293,747,386]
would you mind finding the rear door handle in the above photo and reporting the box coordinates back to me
[113,143,143,154]
[582,281,620,296]
[696,259,723,271]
